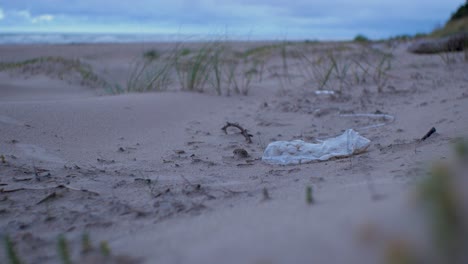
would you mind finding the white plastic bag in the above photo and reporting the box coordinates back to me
[262,129,370,165]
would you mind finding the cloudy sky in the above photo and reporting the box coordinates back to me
[0,0,464,39]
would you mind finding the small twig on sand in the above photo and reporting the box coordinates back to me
[221,122,253,143]
[421,127,436,141]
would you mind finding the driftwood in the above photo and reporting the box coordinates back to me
[408,32,468,54]
[221,122,253,143]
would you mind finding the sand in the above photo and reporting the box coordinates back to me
[0,40,467,264]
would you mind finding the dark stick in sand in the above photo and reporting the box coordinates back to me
[421,127,436,141]
[221,122,253,143]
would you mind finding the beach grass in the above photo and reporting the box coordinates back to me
[3,235,23,264]
[2,233,127,263]
[0,39,399,96]
[127,40,274,95]
[0,56,107,88]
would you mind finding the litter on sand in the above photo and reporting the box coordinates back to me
[314,90,335,95]
[262,129,371,165]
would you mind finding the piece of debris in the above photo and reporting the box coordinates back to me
[315,90,335,95]
[222,122,253,143]
[262,129,370,165]
[233,148,250,159]
[421,127,436,141]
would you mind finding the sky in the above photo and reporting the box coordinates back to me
[0,0,464,40]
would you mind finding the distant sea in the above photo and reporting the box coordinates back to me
[0,33,280,44]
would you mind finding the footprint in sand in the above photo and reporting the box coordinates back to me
[16,143,65,164]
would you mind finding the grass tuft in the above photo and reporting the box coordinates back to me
[124,39,397,96]
[384,239,417,264]
[99,241,111,257]
[354,34,370,43]
[143,49,161,61]
[454,138,468,158]
[81,233,92,254]
[126,51,174,93]
[4,235,23,264]
[58,235,72,264]
[2,233,125,263]
[417,146,467,262]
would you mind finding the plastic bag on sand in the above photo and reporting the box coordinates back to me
[262,129,371,165]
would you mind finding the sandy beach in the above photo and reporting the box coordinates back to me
[1,40,467,263]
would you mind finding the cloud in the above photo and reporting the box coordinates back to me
[0,8,4,20]
[32,14,54,23]
[11,10,54,23]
